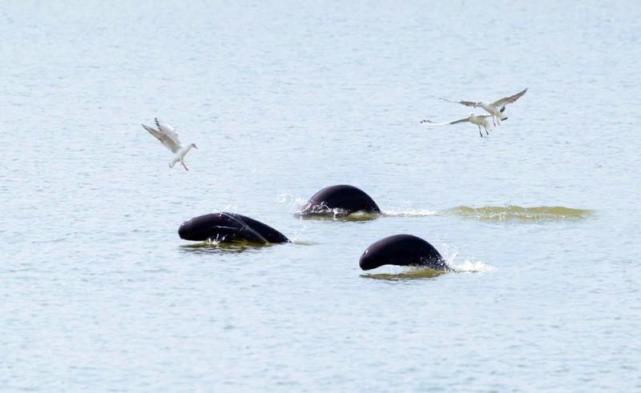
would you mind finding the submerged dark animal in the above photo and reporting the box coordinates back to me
[359,234,449,271]
[178,212,289,244]
[300,185,381,217]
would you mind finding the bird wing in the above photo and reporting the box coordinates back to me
[457,100,482,108]
[154,118,182,145]
[142,123,181,153]
[420,117,470,127]
[448,117,473,125]
[439,97,482,108]
[491,88,528,108]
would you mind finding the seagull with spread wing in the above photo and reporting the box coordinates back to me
[420,114,493,138]
[141,118,198,171]
[440,88,527,126]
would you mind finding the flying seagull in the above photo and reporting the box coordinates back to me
[439,88,527,126]
[420,114,493,138]
[141,118,198,171]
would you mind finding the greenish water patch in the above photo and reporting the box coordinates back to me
[180,240,276,254]
[444,205,593,222]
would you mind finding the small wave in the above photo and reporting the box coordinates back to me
[443,205,592,222]
[294,207,436,221]
[382,209,437,217]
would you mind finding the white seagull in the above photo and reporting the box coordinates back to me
[440,88,528,126]
[420,114,493,138]
[141,118,198,171]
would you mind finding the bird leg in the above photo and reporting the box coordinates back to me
[484,126,490,136]
[478,126,483,138]
[181,161,189,171]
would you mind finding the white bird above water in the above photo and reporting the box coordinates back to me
[141,118,198,171]
[439,88,528,126]
[420,114,493,138]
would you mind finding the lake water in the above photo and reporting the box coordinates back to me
[2,1,641,391]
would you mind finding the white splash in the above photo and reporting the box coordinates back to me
[442,250,495,273]
[450,259,495,273]
[277,193,309,214]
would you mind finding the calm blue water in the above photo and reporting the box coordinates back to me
[2,1,641,391]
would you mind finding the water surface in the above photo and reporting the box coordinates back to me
[2,1,641,392]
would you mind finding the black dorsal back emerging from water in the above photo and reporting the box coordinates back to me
[301,184,381,217]
[359,234,449,271]
[178,212,290,244]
